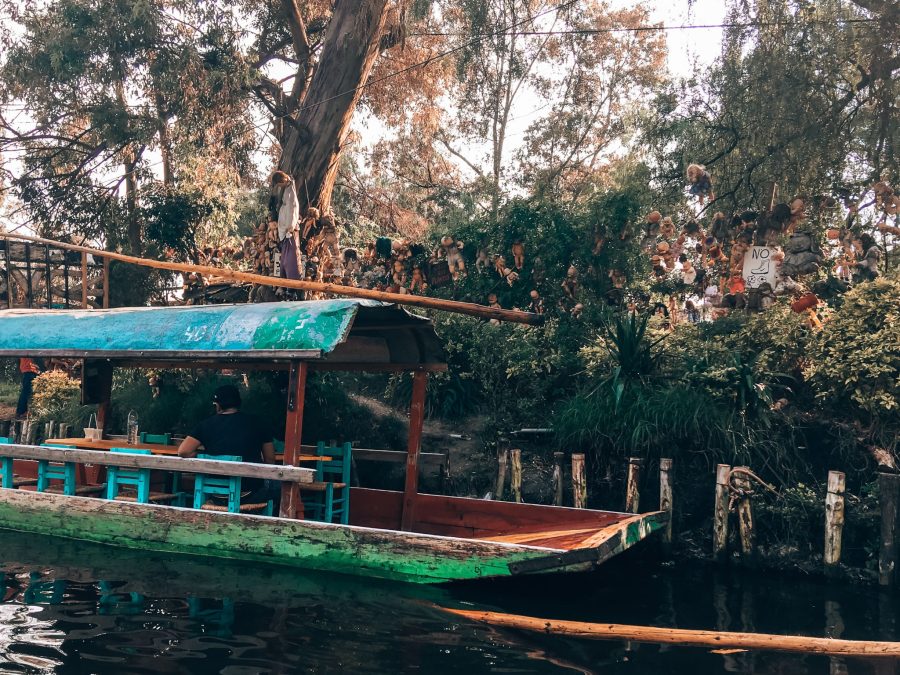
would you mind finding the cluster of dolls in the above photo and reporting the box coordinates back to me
[640,178,896,325]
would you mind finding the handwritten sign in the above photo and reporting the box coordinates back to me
[742,246,778,289]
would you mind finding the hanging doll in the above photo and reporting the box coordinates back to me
[511,241,525,270]
[493,254,507,278]
[391,259,408,291]
[270,171,303,281]
[687,164,714,204]
[659,217,676,240]
[528,290,544,315]
[710,212,730,243]
[439,236,466,279]
[475,247,491,273]
[681,259,697,285]
[855,234,881,281]
[561,265,578,299]
[409,266,427,294]
[487,293,502,325]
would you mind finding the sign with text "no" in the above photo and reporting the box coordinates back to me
[742,246,778,289]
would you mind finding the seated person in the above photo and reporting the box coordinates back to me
[178,384,276,504]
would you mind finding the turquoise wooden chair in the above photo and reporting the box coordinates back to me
[302,442,351,524]
[36,443,101,496]
[192,454,272,515]
[106,447,181,505]
[98,580,144,615]
[140,432,172,445]
[0,436,37,489]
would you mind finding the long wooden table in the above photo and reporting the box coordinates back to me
[47,438,328,462]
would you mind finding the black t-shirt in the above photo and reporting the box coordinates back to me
[189,411,270,492]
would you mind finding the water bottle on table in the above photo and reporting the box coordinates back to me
[127,410,139,445]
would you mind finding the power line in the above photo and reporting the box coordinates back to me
[408,17,882,38]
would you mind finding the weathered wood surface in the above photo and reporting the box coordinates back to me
[0,231,542,325]
[495,448,508,501]
[280,361,309,519]
[825,470,846,571]
[510,448,522,504]
[713,464,731,562]
[879,472,900,587]
[0,443,313,483]
[659,458,674,549]
[625,457,641,513]
[442,608,900,657]
[733,466,756,563]
[572,453,586,509]
[0,490,557,584]
[552,452,564,506]
[402,370,428,531]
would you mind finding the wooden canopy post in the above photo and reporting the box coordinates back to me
[280,361,308,519]
[80,252,89,308]
[401,370,427,531]
[102,257,110,308]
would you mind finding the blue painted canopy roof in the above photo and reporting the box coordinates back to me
[0,301,445,367]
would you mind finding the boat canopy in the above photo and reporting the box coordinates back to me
[0,300,446,370]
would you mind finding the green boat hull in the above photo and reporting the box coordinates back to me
[0,490,665,584]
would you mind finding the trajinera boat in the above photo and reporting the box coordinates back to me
[0,301,666,584]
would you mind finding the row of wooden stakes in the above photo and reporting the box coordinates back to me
[714,463,900,587]
[494,452,900,587]
[493,451,675,548]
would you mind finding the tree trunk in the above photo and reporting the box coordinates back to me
[278,0,388,219]
[115,78,142,255]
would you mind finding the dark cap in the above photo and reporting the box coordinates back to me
[213,384,241,409]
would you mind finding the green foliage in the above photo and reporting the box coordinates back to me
[805,273,900,449]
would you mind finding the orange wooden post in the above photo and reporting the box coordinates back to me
[401,370,428,531]
[102,256,110,308]
[80,252,89,308]
[280,361,308,519]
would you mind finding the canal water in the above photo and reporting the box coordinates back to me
[0,531,897,674]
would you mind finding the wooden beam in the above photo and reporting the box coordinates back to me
[441,608,900,657]
[0,444,313,482]
[401,370,427,531]
[0,231,542,325]
[280,360,309,518]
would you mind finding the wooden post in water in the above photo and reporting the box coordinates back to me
[713,464,732,563]
[824,471,846,576]
[659,458,674,552]
[495,448,508,500]
[572,453,586,508]
[878,472,900,587]
[58,423,69,439]
[733,467,756,565]
[510,448,522,503]
[625,457,642,513]
[552,451,564,506]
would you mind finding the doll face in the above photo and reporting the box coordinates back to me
[660,218,675,238]
[487,294,498,304]
[648,211,662,224]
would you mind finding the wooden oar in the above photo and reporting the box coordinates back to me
[440,607,900,658]
[0,232,543,325]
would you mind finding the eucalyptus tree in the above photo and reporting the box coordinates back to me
[641,0,899,212]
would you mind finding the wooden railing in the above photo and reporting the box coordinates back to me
[0,443,313,484]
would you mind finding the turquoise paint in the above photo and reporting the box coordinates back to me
[0,300,381,355]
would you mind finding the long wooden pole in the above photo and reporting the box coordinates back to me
[0,232,541,325]
[441,607,900,658]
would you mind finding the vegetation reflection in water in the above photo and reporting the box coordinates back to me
[1,531,899,674]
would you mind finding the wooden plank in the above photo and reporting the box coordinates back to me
[0,490,553,584]
[280,361,309,518]
[441,608,900,657]
[402,370,428,531]
[102,256,109,308]
[0,443,313,483]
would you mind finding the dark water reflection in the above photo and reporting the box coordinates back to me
[1,531,898,674]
